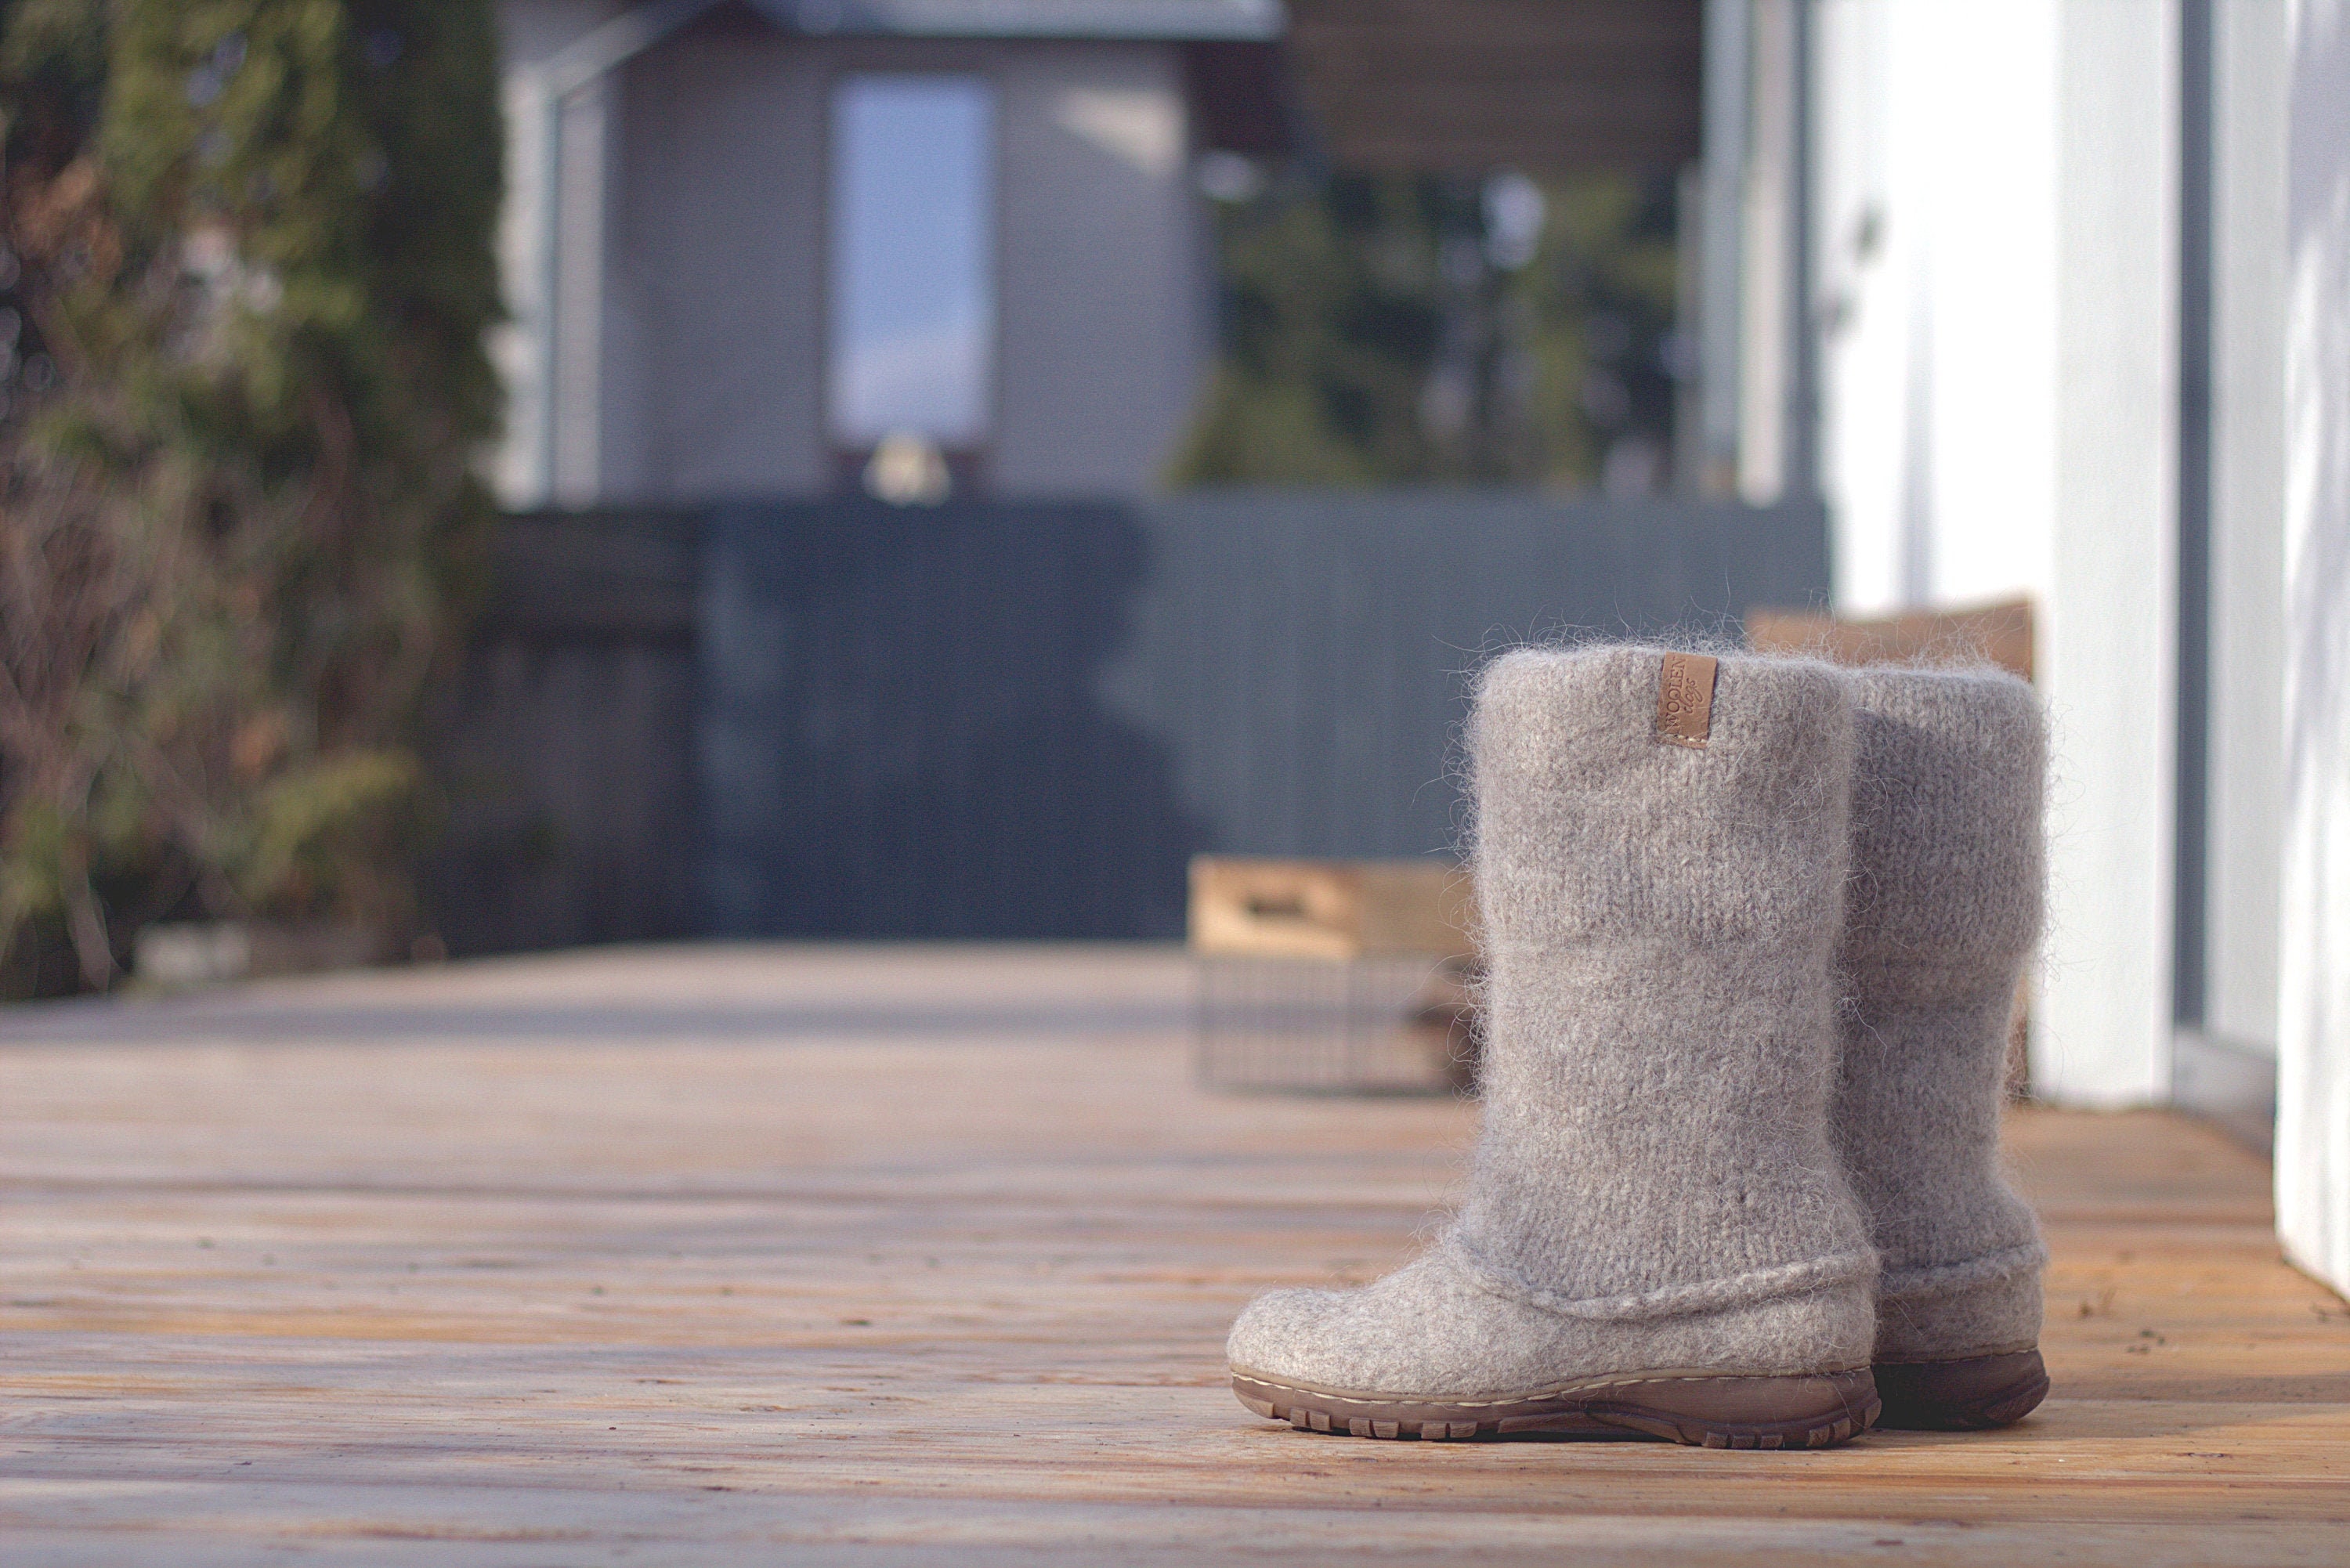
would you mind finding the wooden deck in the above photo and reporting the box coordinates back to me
[3,944,2345,1564]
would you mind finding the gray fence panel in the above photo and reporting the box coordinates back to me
[699,500,1205,939]
[425,512,702,953]
[430,494,1825,949]
[692,492,1827,941]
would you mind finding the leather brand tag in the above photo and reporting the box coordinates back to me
[1655,652,1718,748]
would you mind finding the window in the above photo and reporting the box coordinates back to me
[827,74,996,451]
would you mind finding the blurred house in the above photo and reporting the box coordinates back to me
[491,0,1292,506]
[489,0,1708,507]
[457,0,1783,959]
[469,2,2350,1299]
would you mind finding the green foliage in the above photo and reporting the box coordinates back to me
[0,1,502,992]
[239,746,423,913]
[1170,166,1683,490]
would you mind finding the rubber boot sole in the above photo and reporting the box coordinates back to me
[1231,1366,1881,1449]
[1872,1349,2049,1429]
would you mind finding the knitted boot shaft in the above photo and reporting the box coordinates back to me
[1833,666,2048,1364]
[1450,644,1876,1316]
[1225,645,1879,1429]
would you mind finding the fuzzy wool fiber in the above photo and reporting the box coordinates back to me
[1833,666,2048,1364]
[1226,645,1878,1400]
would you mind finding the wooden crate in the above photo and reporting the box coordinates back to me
[1187,856,1476,962]
[1745,595,2034,680]
[1195,952,1478,1095]
[1189,857,1478,1094]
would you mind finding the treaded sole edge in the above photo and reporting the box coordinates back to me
[1872,1348,2049,1430]
[1230,1366,1881,1450]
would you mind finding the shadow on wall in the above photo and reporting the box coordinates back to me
[700,501,1204,939]
[423,494,1831,951]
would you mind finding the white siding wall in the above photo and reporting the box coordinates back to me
[1815,0,2061,619]
[996,45,1210,494]
[619,27,831,498]
[2279,0,2350,1299]
[1813,0,2176,1107]
[2208,1,2290,1060]
[493,0,627,508]
[2043,0,2181,1107]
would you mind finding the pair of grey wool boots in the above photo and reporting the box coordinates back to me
[1226,644,2049,1450]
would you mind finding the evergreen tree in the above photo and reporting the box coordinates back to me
[0,0,502,992]
[1170,164,1681,491]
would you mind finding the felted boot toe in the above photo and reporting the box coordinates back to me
[1229,1251,1877,1404]
[1227,1254,1574,1400]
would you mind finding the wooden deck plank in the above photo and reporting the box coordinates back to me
[3,943,2347,1564]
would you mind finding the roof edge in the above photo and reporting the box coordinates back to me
[746,0,1285,43]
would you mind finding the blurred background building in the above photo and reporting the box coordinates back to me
[490,0,1712,504]
[464,0,2348,1294]
[454,0,1820,959]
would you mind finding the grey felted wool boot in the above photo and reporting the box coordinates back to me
[1225,645,1883,1448]
[1833,666,2051,1429]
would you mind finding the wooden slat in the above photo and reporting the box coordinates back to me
[1285,0,1704,172]
[481,510,700,641]
[1747,598,2037,681]
[1188,857,1475,959]
[3,944,2345,1563]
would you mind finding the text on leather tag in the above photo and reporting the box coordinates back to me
[1656,652,1718,748]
